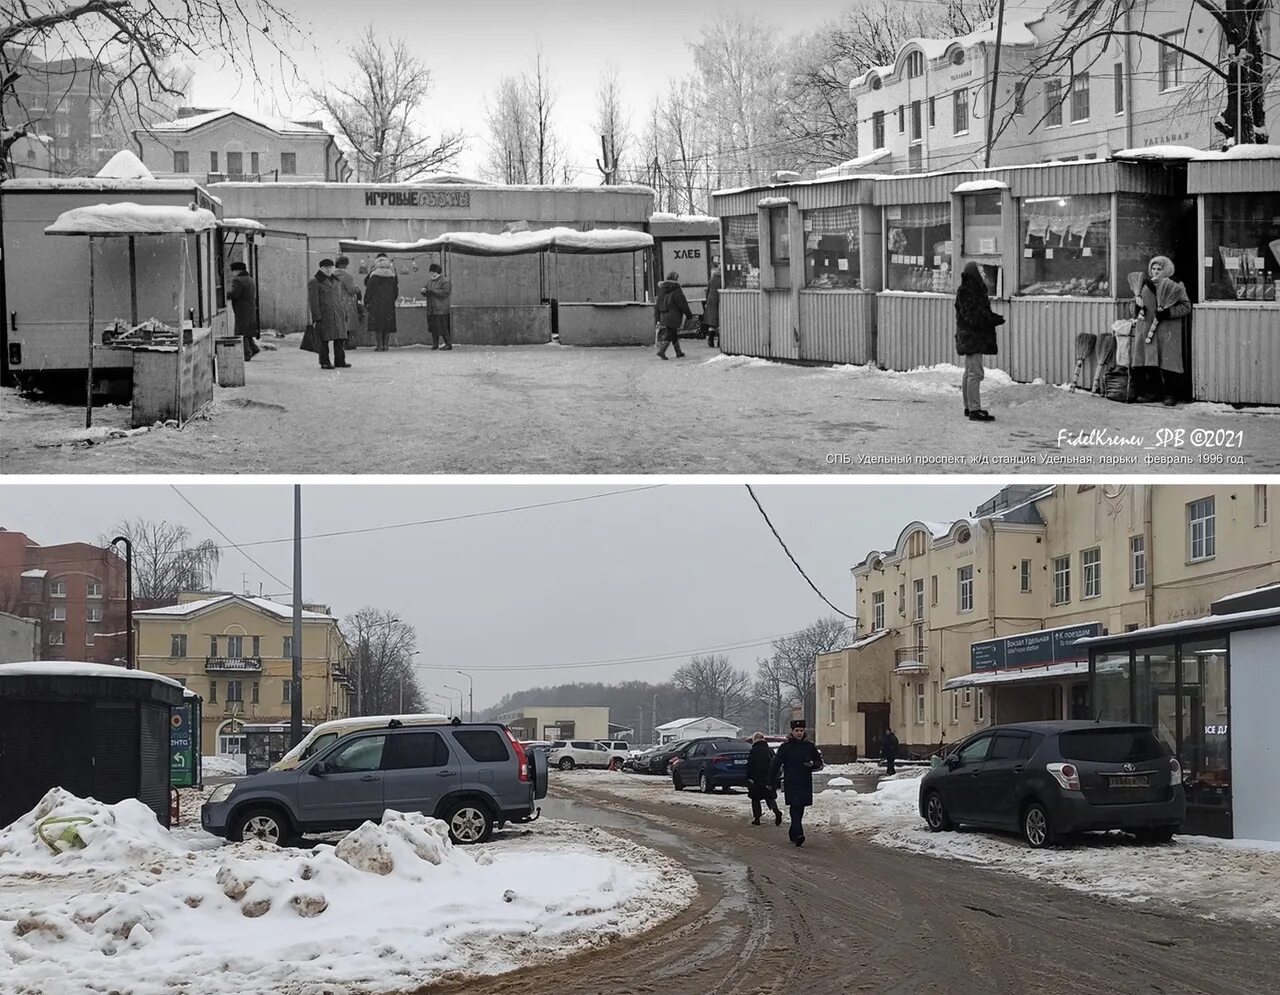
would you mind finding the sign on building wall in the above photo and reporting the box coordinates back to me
[659,239,712,287]
[363,190,472,209]
[170,705,195,787]
[970,622,1103,672]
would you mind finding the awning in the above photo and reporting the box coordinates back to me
[944,661,1089,690]
[46,203,218,237]
[338,226,653,258]
[219,217,267,233]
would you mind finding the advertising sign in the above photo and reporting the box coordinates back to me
[970,622,1102,673]
[659,239,712,289]
[170,705,195,787]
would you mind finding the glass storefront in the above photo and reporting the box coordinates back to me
[961,193,1003,295]
[1204,193,1280,302]
[722,215,759,289]
[1180,640,1230,834]
[1092,651,1131,721]
[1116,193,1188,299]
[1018,194,1110,297]
[803,206,861,289]
[885,203,951,292]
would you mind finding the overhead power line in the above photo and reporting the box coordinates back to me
[169,485,292,592]
[744,484,857,621]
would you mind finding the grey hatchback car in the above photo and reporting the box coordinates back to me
[202,718,548,846]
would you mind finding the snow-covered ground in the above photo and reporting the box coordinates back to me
[201,754,246,778]
[0,789,696,995]
[570,769,1280,925]
[4,342,1279,473]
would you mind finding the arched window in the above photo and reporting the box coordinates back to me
[217,719,246,756]
[952,49,966,67]
[906,50,925,79]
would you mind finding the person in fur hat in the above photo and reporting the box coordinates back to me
[1130,255,1192,406]
[363,253,400,351]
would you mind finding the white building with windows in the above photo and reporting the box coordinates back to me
[848,0,1280,175]
[655,716,741,744]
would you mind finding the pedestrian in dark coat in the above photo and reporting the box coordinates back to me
[363,253,399,351]
[955,261,1004,422]
[334,255,362,347]
[702,268,722,348]
[654,271,691,359]
[769,719,824,847]
[1129,255,1192,406]
[307,259,348,370]
[421,262,453,350]
[881,728,900,776]
[746,732,782,826]
[227,261,259,361]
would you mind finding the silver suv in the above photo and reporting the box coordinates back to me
[202,718,548,845]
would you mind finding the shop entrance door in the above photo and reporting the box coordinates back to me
[860,703,889,758]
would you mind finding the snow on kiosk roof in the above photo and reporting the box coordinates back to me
[338,227,653,257]
[45,202,218,237]
[0,661,183,690]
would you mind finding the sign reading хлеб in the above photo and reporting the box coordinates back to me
[970,622,1103,673]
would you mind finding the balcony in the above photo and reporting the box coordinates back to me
[893,646,929,676]
[206,171,268,183]
[205,656,263,673]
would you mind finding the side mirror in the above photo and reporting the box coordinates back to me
[310,761,329,776]
[945,754,961,770]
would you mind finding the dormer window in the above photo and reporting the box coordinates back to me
[906,51,925,79]
[952,49,966,66]
[870,75,883,91]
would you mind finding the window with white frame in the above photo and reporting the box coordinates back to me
[87,580,103,599]
[1081,547,1102,599]
[913,579,925,620]
[1256,485,1268,526]
[171,634,187,658]
[958,565,974,612]
[1046,79,1064,127]
[86,607,103,623]
[1020,559,1031,593]
[1053,555,1071,604]
[914,682,926,724]
[1159,32,1183,91]
[872,591,885,631]
[1130,535,1146,588]
[1070,70,1090,122]
[50,579,66,598]
[950,689,959,723]
[976,689,986,721]
[953,88,969,134]
[227,634,243,658]
[50,605,66,621]
[827,685,837,725]
[1188,497,1216,561]
[49,631,65,646]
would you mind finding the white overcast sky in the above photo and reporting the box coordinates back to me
[0,483,995,710]
[185,0,859,181]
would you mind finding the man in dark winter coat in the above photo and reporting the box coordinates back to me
[881,728,900,776]
[421,262,453,350]
[654,270,691,359]
[307,259,348,370]
[746,732,782,826]
[954,261,1004,422]
[769,718,824,846]
[227,261,259,360]
[702,267,722,348]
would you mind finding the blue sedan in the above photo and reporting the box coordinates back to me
[672,738,753,793]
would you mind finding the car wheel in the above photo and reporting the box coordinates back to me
[700,772,713,794]
[558,757,575,771]
[1135,826,1175,845]
[924,791,953,832]
[672,773,684,791]
[444,800,494,845]
[1022,802,1055,849]
[233,806,291,846]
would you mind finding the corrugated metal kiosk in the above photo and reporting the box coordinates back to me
[0,662,185,829]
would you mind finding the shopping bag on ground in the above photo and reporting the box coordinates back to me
[1111,318,1136,369]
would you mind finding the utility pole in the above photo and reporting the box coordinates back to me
[984,0,1008,169]
[290,485,303,746]
[108,536,133,669]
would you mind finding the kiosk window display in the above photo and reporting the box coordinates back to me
[723,214,760,289]
[1017,193,1110,297]
[885,203,951,292]
[1204,193,1280,302]
[1116,193,1185,295]
[802,206,861,289]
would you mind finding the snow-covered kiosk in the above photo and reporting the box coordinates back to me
[0,151,225,393]
[710,173,882,364]
[647,212,721,317]
[1185,145,1280,404]
[0,662,185,829]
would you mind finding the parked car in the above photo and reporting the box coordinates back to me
[272,712,451,771]
[642,739,695,775]
[672,738,752,793]
[202,718,547,846]
[595,740,634,769]
[918,720,1185,849]
[622,745,659,773]
[548,739,623,770]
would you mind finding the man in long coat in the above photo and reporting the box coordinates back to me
[307,259,348,370]
[227,261,259,360]
[746,732,782,826]
[363,252,399,351]
[769,718,824,847]
[334,255,362,347]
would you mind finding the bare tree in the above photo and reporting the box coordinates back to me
[671,654,752,721]
[481,49,563,185]
[100,519,220,603]
[342,607,423,715]
[764,617,851,723]
[307,28,465,182]
[525,47,561,185]
[592,63,630,185]
[1,0,300,179]
[660,77,706,213]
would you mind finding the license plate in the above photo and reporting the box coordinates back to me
[1109,775,1149,788]
[733,758,747,765]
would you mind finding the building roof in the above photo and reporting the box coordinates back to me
[944,661,1089,691]
[655,716,739,732]
[1075,605,1280,650]
[133,593,334,622]
[46,203,218,237]
[0,661,183,688]
[146,108,331,136]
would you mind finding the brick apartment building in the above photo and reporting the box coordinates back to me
[0,528,128,664]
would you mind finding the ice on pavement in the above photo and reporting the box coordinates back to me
[0,791,696,995]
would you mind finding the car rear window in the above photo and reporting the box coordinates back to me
[721,741,752,751]
[1058,728,1166,763]
[452,729,511,763]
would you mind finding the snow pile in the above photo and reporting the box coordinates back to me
[95,150,154,180]
[1113,145,1204,161]
[827,777,854,787]
[953,179,1009,193]
[1194,144,1280,161]
[0,799,695,995]
[202,754,246,778]
[46,202,218,236]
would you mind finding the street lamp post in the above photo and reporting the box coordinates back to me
[108,536,133,669]
[456,670,474,721]
[443,683,464,719]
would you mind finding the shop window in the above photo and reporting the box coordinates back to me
[1129,535,1146,588]
[768,205,791,285]
[885,203,951,292]
[1116,193,1185,299]
[872,591,885,631]
[1113,64,1125,114]
[1081,547,1101,599]
[872,111,885,150]
[1092,651,1130,721]
[1188,497,1216,561]
[722,215,760,289]
[172,634,187,658]
[1070,72,1090,122]
[1180,640,1230,821]
[281,152,297,174]
[1045,79,1064,127]
[1018,194,1110,297]
[1020,559,1031,593]
[1205,193,1280,302]
[1159,32,1183,91]
[958,565,973,612]
[1053,555,1071,604]
[961,192,1002,262]
[173,150,189,173]
[802,206,860,289]
[953,88,969,135]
